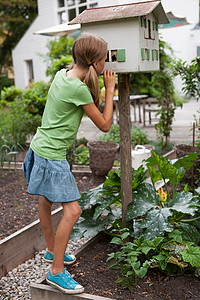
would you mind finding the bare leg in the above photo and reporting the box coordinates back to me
[51,200,81,275]
[39,195,54,253]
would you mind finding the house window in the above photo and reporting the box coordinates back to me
[58,0,65,7]
[25,60,34,86]
[57,0,98,23]
[68,8,76,21]
[79,5,87,14]
[67,0,75,6]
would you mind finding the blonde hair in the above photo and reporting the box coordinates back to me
[71,33,107,107]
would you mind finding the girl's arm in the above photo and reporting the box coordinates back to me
[82,70,116,132]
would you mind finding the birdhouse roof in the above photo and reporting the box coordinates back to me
[69,1,169,25]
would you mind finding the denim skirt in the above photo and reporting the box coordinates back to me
[22,148,80,203]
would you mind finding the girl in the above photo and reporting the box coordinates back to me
[22,33,116,294]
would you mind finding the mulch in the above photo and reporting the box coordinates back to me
[0,169,200,299]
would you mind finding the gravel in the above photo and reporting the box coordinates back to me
[0,237,89,299]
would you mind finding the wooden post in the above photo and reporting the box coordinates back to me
[118,73,133,228]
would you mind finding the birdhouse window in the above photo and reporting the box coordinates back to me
[148,20,151,39]
[105,51,109,62]
[111,50,117,62]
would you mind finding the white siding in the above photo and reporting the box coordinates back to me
[12,0,58,88]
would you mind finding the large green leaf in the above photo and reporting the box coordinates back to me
[170,191,199,216]
[93,194,120,220]
[181,246,200,267]
[179,222,200,244]
[79,185,104,209]
[127,183,160,221]
[173,153,198,170]
[140,207,174,239]
[70,209,117,239]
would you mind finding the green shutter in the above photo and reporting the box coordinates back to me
[156,50,159,60]
[144,18,147,28]
[141,48,145,61]
[147,49,150,61]
[117,49,126,62]
[140,16,144,27]
[153,21,155,30]
[152,49,155,61]
[155,22,158,31]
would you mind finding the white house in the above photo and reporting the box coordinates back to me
[12,0,199,90]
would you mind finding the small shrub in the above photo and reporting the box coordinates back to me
[0,81,50,116]
[99,124,148,146]
[75,144,89,165]
[1,85,23,103]
[0,100,41,149]
[0,76,13,97]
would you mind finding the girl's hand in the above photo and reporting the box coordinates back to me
[103,69,116,93]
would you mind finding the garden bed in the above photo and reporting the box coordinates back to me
[0,168,105,240]
[31,234,200,300]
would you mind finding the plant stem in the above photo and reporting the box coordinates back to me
[181,215,200,223]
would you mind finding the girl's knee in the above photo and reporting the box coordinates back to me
[63,201,81,220]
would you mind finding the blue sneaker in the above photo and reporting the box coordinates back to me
[46,268,84,294]
[44,251,76,265]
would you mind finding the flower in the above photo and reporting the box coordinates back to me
[158,187,167,207]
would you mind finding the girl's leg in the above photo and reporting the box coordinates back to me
[51,200,81,275]
[39,195,54,253]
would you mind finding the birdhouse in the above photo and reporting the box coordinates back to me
[69,1,169,73]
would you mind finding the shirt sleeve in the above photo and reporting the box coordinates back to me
[74,84,94,106]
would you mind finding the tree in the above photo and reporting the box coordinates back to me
[0,0,37,73]
[172,57,200,101]
[42,36,75,81]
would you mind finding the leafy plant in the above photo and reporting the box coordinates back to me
[70,167,147,239]
[40,36,75,82]
[0,100,41,169]
[1,85,23,103]
[1,81,50,116]
[75,144,89,165]
[126,151,200,241]
[99,124,148,147]
[172,57,200,100]
[107,228,200,290]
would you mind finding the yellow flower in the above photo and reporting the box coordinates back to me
[158,187,167,206]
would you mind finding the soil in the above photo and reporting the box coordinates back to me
[1,169,200,299]
[69,234,200,300]
[0,169,105,240]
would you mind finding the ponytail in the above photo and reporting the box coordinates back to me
[84,65,100,107]
[71,33,107,107]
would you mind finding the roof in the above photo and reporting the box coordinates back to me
[69,1,169,25]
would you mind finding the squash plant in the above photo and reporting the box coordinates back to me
[127,151,200,242]
[71,166,147,239]
[107,152,200,289]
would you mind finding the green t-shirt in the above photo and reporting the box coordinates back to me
[30,69,93,160]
